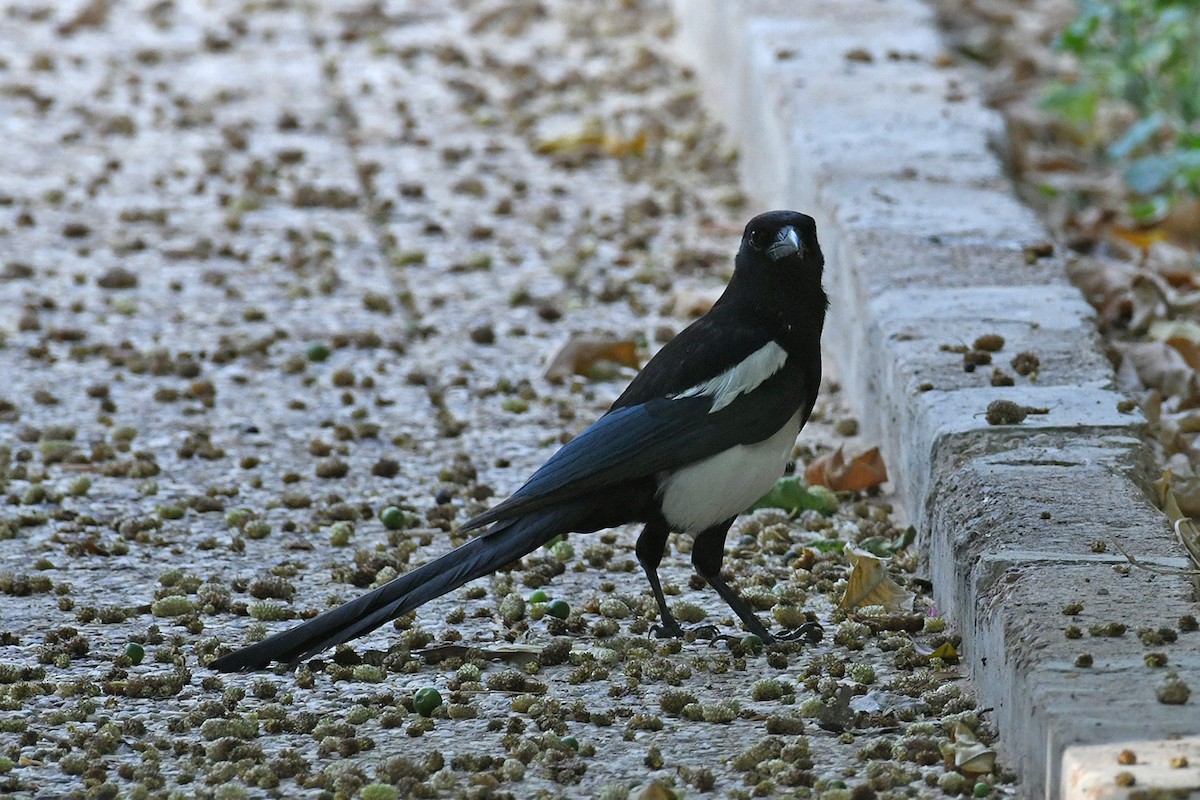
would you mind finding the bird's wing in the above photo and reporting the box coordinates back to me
[460,356,806,532]
[609,304,759,410]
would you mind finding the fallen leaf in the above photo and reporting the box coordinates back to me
[1114,340,1200,408]
[1145,240,1198,288]
[949,722,997,777]
[750,476,838,515]
[805,446,888,492]
[1163,472,1200,517]
[838,543,915,613]
[1108,224,1168,251]
[850,689,931,717]
[1148,319,1200,372]
[805,538,849,554]
[1166,337,1200,372]
[1154,472,1200,570]
[544,336,639,380]
[929,641,959,662]
[535,118,647,159]
[1161,198,1200,247]
[1128,271,1171,333]
[1149,319,1200,344]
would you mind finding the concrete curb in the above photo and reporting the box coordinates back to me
[670,1,1200,797]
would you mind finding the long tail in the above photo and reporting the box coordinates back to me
[211,506,579,672]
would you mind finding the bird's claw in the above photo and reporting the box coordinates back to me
[774,621,824,643]
[650,622,719,640]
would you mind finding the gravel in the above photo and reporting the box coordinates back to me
[0,0,1011,797]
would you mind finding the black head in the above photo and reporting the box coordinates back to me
[738,210,822,270]
[722,210,827,347]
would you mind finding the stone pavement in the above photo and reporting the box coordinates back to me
[670,0,1200,798]
[0,1,998,798]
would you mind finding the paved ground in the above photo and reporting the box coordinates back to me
[0,1,998,798]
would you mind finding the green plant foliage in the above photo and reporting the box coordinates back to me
[749,476,838,516]
[1043,0,1200,218]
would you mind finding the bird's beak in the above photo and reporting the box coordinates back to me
[768,226,801,261]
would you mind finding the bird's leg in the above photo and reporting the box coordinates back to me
[691,518,775,642]
[636,518,689,638]
[692,520,824,645]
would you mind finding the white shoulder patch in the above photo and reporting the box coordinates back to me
[673,341,788,413]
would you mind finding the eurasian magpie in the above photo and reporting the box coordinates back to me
[212,210,827,672]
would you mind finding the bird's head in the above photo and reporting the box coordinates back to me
[716,210,828,346]
[739,210,821,269]
[732,210,825,299]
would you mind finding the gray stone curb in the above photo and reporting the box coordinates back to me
[670,1,1200,797]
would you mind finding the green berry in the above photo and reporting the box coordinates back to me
[380,506,405,530]
[974,781,991,798]
[413,687,442,717]
[561,736,579,751]
[741,634,763,654]
[547,599,570,620]
[125,642,145,665]
[306,342,331,362]
[528,589,549,603]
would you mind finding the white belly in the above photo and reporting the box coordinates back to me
[656,411,802,533]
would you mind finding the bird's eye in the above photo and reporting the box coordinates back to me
[748,230,763,249]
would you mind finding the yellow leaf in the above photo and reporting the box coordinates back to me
[1108,225,1168,251]
[930,641,959,661]
[838,543,915,613]
[603,130,646,158]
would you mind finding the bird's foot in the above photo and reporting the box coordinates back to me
[706,622,822,650]
[773,621,824,644]
[650,622,720,640]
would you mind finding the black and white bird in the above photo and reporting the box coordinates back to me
[212,210,827,672]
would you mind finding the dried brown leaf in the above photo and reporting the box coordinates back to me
[805,446,888,492]
[838,543,914,613]
[544,336,639,380]
[1114,340,1200,408]
[950,722,997,777]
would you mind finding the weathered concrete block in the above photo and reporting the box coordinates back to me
[966,560,1199,793]
[833,283,1119,488]
[925,436,1175,623]
[1062,736,1200,799]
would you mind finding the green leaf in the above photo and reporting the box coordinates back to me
[1108,112,1165,159]
[808,538,847,554]
[856,525,917,557]
[750,476,838,516]
[1129,195,1171,223]
[1124,154,1177,194]
[857,536,895,558]
[1039,82,1099,127]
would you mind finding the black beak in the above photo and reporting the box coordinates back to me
[767,226,800,261]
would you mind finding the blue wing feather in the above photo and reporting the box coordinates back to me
[460,361,807,532]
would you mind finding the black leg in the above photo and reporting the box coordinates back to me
[635,516,684,638]
[691,518,774,642]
